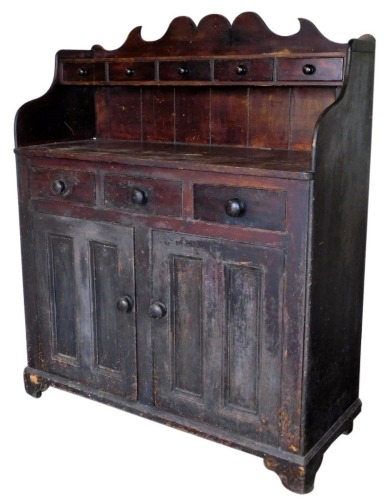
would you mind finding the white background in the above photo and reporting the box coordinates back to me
[0,1,389,498]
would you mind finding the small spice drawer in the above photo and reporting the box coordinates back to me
[159,60,210,81]
[109,61,155,81]
[104,175,182,217]
[30,167,96,205]
[277,57,344,81]
[193,184,286,231]
[214,58,273,81]
[62,62,106,82]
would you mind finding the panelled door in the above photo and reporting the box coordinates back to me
[152,230,284,445]
[33,213,137,399]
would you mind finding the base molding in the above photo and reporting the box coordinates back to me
[23,366,361,493]
[264,453,323,494]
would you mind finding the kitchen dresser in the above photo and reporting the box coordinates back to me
[15,13,375,494]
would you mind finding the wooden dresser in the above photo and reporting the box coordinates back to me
[15,13,375,494]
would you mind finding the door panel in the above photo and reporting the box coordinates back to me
[48,233,78,359]
[171,255,204,400]
[152,230,284,444]
[223,263,262,413]
[33,214,137,399]
[91,241,121,371]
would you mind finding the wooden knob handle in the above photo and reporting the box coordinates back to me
[235,64,247,75]
[302,64,316,75]
[132,188,148,205]
[225,198,246,217]
[51,180,66,195]
[178,66,189,76]
[149,301,167,319]
[116,295,134,313]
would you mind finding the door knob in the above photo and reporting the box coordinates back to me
[51,179,66,195]
[149,301,167,319]
[132,187,148,205]
[116,295,134,313]
[225,198,246,217]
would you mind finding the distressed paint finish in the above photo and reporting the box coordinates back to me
[15,13,374,495]
[151,230,284,443]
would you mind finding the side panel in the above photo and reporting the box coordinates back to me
[304,42,375,451]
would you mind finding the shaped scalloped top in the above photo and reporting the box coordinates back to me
[92,12,347,57]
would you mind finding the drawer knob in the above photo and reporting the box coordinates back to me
[78,67,88,76]
[225,198,246,217]
[116,295,134,313]
[51,179,66,195]
[302,64,316,75]
[149,301,167,319]
[132,188,148,205]
[235,64,247,75]
[125,67,135,76]
[178,66,189,76]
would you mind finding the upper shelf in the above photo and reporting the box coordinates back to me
[59,55,345,87]
[56,13,348,87]
[14,13,375,150]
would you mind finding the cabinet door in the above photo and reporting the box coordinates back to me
[33,214,137,399]
[152,231,284,445]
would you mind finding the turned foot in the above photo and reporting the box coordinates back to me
[264,453,323,494]
[24,369,49,398]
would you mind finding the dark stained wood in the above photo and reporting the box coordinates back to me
[264,453,323,494]
[18,140,314,180]
[15,85,95,147]
[289,87,336,150]
[16,157,42,371]
[175,87,210,144]
[91,242,122,370]
[109,61,155,81]
[62,62,106,83]
[30,166,96,205]
[249,88,290,149]
[14,13,375,495]
[211,88,248,145]
[159,60,210,81]
[48,233,77,358]
[171,255,204,397]
[91,13,347,58]
[277,57,344,81]
[33,214,138,398]
[94,88,110,138]
[152,231,284,444]
[303,39,375,452]
[104,174,182,216]
[214,58,273,82]
[104,87,142,140]
[23,369,49,398]
[142,87,175,142]
[194,184,286,231]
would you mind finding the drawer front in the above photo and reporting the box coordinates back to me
[159,60,210,81]
[194,184,286,231]
[104,175,182,217]
[109,61,155,81]
[277,57,344,81]
[30,167,96,205]
[62,62,106,82]
[214,59,273,82]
